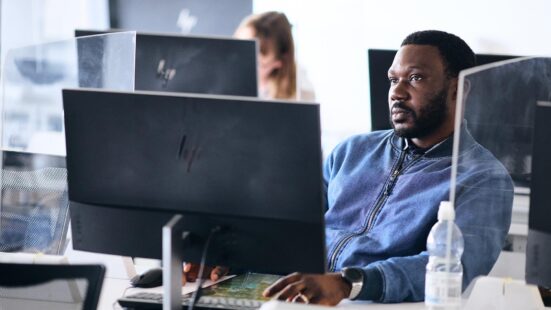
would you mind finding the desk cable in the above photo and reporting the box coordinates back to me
[112,285,135,309]
[188,226,222,310]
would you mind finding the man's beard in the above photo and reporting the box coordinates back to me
[390,87,449,139]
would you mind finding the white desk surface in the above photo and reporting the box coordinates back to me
[98,277,130,310]
[98,276,425,310]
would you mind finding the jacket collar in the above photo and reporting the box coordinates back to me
[389,122,477,159]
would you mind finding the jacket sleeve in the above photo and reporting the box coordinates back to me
[358,165,514,302]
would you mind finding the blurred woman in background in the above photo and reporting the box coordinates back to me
[235,11,315,101]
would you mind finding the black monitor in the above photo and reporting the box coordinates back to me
[367,49,399,132]
[525,101,551,289]
[62,88,325,275]
[75,30,258,97]
[367,49,529,185]
[367,49,520,131]
[108,0,252,36]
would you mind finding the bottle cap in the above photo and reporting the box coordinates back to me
[437,201,455,221]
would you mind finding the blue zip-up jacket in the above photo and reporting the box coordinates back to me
[323,127,513,302]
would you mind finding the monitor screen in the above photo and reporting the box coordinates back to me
[526,101,551,288]
[62,89,326,274]
[109,0,252,36]
[368,49,520,131]
[367,49,528,185]
[76,30,258,97]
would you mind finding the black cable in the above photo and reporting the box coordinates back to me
[188,226,222,310]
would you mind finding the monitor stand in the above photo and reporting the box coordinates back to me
[162,215,187,310]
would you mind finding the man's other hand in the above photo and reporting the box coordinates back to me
[262,272,352,306]
[181,263,229,286]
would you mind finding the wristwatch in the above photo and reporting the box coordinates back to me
[341,267,364,300]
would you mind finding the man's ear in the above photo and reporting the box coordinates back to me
[452,77,471,104]
[450,78,459,102]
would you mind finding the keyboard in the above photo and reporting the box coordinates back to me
[118,292,264,310]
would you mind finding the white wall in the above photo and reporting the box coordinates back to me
[3,0,550,154]
[1,0,109,61]
[254,0,551,153]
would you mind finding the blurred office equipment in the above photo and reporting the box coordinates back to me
[453,57,551,309]
[76,30,258,97]
[109,0,252,36]
[368,50,519,132]
[2,32,135,154]
[526,101,551,290]
[367,51,533,249]
[63,88,325,274]
[0,152,68,255]
[63,88,325,309]
[0,263,105,310]
[0,33,136,256]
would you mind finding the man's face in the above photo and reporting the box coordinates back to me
[387,45,455,139]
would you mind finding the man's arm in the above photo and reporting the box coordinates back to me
[349,170,512,302]
[264,168,513,304]
[263,268,383,305]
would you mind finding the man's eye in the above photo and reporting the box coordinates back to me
[388,77,398,84]
[410,74,422,81]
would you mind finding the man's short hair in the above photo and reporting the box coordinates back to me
[401,30,476,78]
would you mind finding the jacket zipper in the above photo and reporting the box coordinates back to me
[328,141,417,271]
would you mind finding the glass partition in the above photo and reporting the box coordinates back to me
[450,57,551,248]
[0,32,136,255]
[0,278,88,310]
[0,262,104,310]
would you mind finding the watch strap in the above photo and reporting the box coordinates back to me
[341,267,364,300]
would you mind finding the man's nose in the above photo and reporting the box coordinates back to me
[389,81,409,102]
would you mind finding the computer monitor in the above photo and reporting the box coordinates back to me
[108,0,252,36]
[367,49,529,185]
[75,30,258,97]
[368,49,520,131]
[62,88,325,275]
[525,101,551,288]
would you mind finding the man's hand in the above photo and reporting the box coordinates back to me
[263,272,352,306]
[181,263,229,286]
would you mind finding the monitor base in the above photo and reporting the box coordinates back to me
[162,214,186,310]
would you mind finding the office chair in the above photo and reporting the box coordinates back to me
[0,165,70,255]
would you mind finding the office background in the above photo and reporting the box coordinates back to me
[0,1,549,308]
[2,0,551,153]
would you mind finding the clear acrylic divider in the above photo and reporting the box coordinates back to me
[0,32,136,255]
[0,278,88,309]
[450,57,551,284]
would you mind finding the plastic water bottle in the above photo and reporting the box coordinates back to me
[425,201,464,310]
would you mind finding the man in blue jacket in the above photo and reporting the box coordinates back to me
[263,30,514,304]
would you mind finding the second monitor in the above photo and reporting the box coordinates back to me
[76,30,258,97]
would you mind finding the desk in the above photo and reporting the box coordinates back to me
[98,277,425,310]
[98,277,131,310]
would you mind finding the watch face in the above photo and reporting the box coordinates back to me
[344,268,363,282]
[342,268,363,300]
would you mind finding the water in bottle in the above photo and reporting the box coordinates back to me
[425,201,464,310]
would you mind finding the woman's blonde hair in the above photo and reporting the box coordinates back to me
[237,12,297,99]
